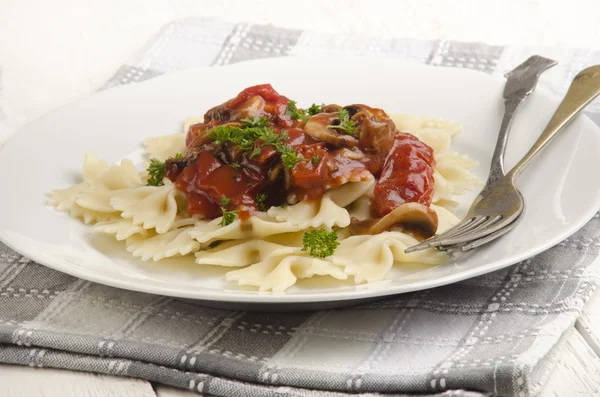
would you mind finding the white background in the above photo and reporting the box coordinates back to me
[2,0,600,144]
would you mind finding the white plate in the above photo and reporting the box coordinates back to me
[1,57,600,310]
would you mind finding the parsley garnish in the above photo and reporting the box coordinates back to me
[302,230,340,258]
[279,144,306,169]
[260,128,281,147]
[219,195,232,207]
[174,152,183,159]
[286,100,309,122]
[311,156,321,165]
[231,162,241,170]
[256,193,267,211]
[240,116,269,128]
[207,122,303,169]
[146,158,165,186]
[250,146,262,158]
[307,103,325,115]
[219,208,238,226]
[327,108,355,136]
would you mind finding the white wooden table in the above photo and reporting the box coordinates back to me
[2,1,600,395]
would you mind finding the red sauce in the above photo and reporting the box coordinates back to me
[374,133,435,215]
[168,84,436,221]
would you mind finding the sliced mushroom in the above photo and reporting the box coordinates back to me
[322,104,342,113]
[304,113,358,147]
[268,163,283,182]
[343,104,390,122]
[368,202,438,237]
[229,95,266,121]
[356,118,396,154]
[204,95,267,123]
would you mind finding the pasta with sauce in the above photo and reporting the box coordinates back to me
[49,84,482,291]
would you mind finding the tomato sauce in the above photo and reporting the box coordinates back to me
[167,84,436,221]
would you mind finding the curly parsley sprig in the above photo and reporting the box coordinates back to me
[256,193,267,212]
[307,103,325,116]
[146,158,165,186]
[286,100,309,122]
[327,108,355,136]
[302,230,340,258]
[219,209,238,226]
[206,117,304,169]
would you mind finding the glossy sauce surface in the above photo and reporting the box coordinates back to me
[166,84,435,220]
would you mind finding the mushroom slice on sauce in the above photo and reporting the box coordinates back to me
[368,202,438,238]
[304,113,358,147]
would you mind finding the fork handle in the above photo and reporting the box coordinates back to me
[508,65,600,179]
[486,98,525,184]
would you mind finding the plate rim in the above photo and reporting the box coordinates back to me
[2,56,600,304]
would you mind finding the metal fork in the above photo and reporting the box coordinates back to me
[405,55,557,253]
[407,63,600,253]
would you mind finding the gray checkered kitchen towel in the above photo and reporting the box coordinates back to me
[2,18,600,397]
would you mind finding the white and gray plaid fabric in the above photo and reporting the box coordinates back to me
[1,18,600,397]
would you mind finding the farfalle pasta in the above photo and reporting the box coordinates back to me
[49,84,483,291]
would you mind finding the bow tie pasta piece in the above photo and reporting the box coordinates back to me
[225,253,347,292]
[69,204,118,225]
[195,239,300,267]
[331,232,448,284]
[110,183,180,234]
[48,152,111,211]
[143,133,186,161]
[126,225,199,261]
[93,218,149,241]
[189,218,254,244]
[49,183,86,212]
[433,152,483,202]
[429,204,461,234]
[76,159,143,213]
[189,181,374,244]
[266,180,375,229]
[391,114,463,138]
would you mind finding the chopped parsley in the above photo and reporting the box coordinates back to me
[174,152,183,159]
[302,230,340,258]
[286,100,309,122]
[219,195,232,207]
[311,155,321,165]
[307,103,325,115]
[279,144,306,169]
[240,116,269,128]
[219,208,238,226]
[256,193,267,212]
[231,162,241,170]
[327,108,355,136]
[260,128,282,147]
[250,146,262,158]
[207,120,304,169]
[146,158,165,186]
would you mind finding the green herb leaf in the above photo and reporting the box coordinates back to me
[260,128,282,147]
[302,230,340,258]
[286,100,309,122]
[219,195,232,207]
[307,103,325,116]
[240,116,269,128]
[146,158,165,186]
[174,152,183,159]
[219,208,238,226]
[256,193,267,212]
[231,162,241,170]
[250,146,262,158]
[311,155,321,165]
[326,108,355,136]
[279,144,306,169]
